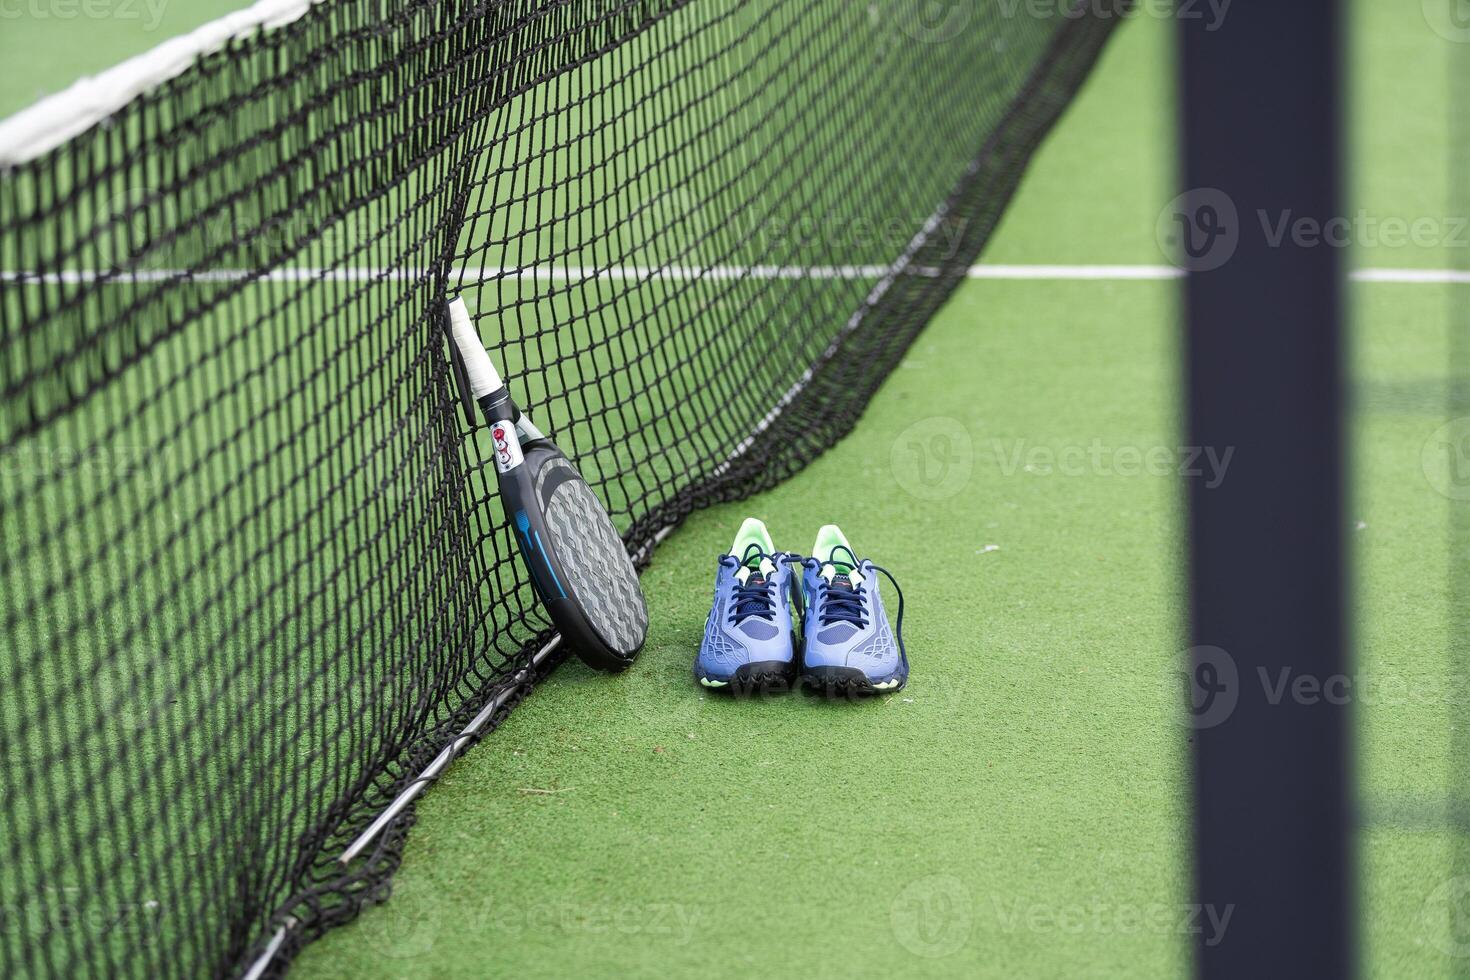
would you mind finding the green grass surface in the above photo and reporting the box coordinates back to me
[2,0,1462,976]
[298,17,1193,977]
[300,271,1195,977]
[294,4,1464,977]
[0,0,248,119]
[2,5,1083,972]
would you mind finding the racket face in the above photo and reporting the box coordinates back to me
[534,456,648,655]
[523,448,647,665]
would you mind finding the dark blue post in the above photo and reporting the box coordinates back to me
[1178,1,1354,977]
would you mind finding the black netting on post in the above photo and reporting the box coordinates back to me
[0,1,1125,975]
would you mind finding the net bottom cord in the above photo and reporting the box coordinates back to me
[338,634,565,864]
[241,523,681,978]
[0,3,1131,976]
[239,635,563,980]
[239,919,295,980]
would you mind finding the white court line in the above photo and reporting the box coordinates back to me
[1350,268,1470,284]
[5,263,1469,285]
[966,264,1182,280]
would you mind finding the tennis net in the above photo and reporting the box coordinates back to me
[0,0,1126,975]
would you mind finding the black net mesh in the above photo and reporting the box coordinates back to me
[0,1,1124,975]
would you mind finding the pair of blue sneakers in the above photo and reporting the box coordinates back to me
[694,518,907,696]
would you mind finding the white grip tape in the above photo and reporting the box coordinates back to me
[447,298,503,399]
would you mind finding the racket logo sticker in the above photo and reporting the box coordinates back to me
[491,421,524,473]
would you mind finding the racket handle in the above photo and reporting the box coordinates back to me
[447,297,546,463]
[447,298,504,399]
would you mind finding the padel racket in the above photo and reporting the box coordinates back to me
[447,297,648,672]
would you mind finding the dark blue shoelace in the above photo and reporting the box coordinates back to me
[727,543,777,624]
[793,546,907,657]
[818,580,867,628]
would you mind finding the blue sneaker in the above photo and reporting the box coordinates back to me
[694,518,799,693]
[798,524,908,695]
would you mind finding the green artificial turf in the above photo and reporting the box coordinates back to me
[0,0,251,119]
[292,4,1467,978]
[1,0,1462,976]
[1353,282,1456,976]
[297,271,1194,978]
[296,13,1197,978]
[1346,3,1458,975]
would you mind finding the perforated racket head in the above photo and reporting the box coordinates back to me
[522,448,647,670]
